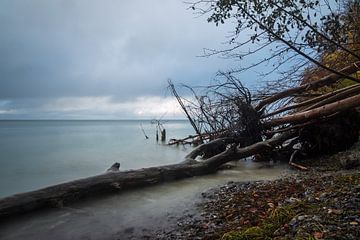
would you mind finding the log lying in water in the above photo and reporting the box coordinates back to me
[0,132,293,219]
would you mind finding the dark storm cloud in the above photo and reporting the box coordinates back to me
[0,0,237,118]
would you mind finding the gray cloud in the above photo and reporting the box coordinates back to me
[0,0,237,118]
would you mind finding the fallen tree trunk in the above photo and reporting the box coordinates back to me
[264,94,360,128]
[255,61,360,111]
[303,84,360,111]
[0,132,293,219]
[262,83,360,118]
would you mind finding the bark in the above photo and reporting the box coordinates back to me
[168,80,203,140]
[304,84,360,111]
[0,133,293,219]
[255,61,360,111]
[265,94,360,128]
[262,83,360,118]
[289,150,308,171]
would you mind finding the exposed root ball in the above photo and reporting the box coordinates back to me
[299,109,360,155]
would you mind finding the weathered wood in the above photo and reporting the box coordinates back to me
[265,94,360,128]
[168,79,203,140]
[161,128,166,142]
[106,162,120,172]
[289,150,308,171]
[0,132,293,219]
[262,83,360,118]
[256,61,360,111]
[304,84,360,111]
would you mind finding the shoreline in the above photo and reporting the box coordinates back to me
[1,141,359,239]
[0,162,288,240]
[153,141,360,239]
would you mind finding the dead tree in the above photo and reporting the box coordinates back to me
[169,60,360,161]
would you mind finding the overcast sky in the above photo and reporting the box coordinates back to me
[0,0,242,119]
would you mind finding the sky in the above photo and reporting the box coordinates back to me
[0,0,241,120]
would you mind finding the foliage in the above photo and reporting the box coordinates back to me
[298,1,360,97]
[221,203,302,240]
[190,0,360,89]
[195,0,359,53]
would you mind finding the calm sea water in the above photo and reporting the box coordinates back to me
[0,120,290,240]
[0,120,194,197]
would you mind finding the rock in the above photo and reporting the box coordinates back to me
[286,197,301,203]
[312,215,321,221]
[297,215,305,221]
[328,208,343,214]
[320,192,328,199]
[307,196,316,202]
[340,153,360,169]
[289,217,298,226]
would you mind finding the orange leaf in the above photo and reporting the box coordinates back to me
[249,208,257,213]
[313,231,324,239]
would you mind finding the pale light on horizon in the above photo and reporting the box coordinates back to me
[0,96,187,120]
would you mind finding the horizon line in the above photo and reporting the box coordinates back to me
[0,118,188,121]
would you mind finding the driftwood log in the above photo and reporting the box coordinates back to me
[0,132,293,219]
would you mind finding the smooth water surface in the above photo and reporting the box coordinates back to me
[0,161,289,240]
[0,120,193,197]
[0,120,291,240]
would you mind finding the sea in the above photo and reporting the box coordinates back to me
[0,120,289,240]
[0,120,194,197]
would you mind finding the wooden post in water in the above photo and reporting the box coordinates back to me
[161,128,166,142]
[151,119,166,142]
